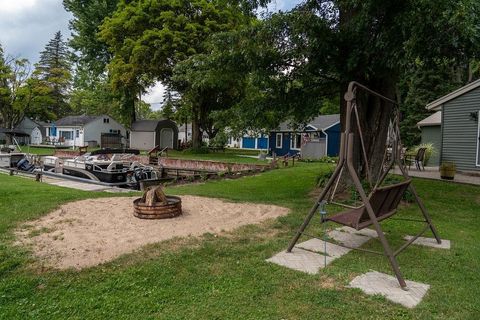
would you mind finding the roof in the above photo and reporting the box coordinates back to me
[426,79,480,110]
[178,123,192,132]
[417,111,442,127]
[52,115,100,127]
[277,114,340,132]
[0,128,30,136]
[131,120,163,131]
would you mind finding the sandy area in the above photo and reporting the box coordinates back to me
[15,196,289,270]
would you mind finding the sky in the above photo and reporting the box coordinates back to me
[0,0,301,110]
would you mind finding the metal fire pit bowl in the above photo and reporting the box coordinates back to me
[133,186,182,219]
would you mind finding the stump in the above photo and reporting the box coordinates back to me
[133,186,182,219]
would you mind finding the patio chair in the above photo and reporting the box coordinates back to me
[406,147,426,171]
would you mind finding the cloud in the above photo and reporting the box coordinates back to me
[143,82,167,111]
[0,0,71,63]
[267,0,302,12]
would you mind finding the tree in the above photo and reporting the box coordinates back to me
[0,44,32,130]
[63,0,120,82]
[213,0,480,178]
[99,0,253,145]
[30,31,72,120]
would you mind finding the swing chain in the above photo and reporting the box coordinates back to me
[319,200,328,267]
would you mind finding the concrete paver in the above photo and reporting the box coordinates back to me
[348,271,430,308]
[296,238,351,258]
[404,236,451,249]
[327,229,372,248]
[266,248,334,274]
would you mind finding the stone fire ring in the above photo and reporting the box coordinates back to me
[133,196,182,219]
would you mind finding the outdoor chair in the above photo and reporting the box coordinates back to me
[406,147,427,171]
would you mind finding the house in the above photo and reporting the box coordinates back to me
[178,123,192,143]
[14,117,48,145]
[417,111,442,166]
[269,114,341,158]
[426,79,480,172]
[177,123,210,146]
[45,115,127,148]
[130,119,178,151]
[225,131,269,150]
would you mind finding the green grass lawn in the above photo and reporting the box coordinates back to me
[0,165,479,319]
[17,146,57,156]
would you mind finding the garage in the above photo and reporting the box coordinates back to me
[129,119,179,151]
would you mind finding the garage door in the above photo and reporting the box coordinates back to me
[130,131,155,150]
[242,137,255,149]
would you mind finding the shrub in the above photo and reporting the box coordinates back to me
[412,143,436,166]
[315,169,334,187]
[183,146,210,154]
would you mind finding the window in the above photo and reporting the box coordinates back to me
[276,133,283,148]
[103,118,110,123]
[109,129,120,134]
[60,131,73,140]
[290,133,302,150]
[76,130,80,138]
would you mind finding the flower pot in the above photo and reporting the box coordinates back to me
[440,162,456,180]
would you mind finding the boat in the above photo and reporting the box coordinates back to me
[42,149,160,186]
[0,152,27,168]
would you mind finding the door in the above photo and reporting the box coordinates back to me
[257,137,268,149]
[31,127,42,145]
[160,128,174,149]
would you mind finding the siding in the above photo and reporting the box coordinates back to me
[84,116,127,147]
[325,123,341,156]
[442,86,480,171]
[420,125,441,166]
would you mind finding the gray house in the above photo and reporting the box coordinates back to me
[426,79,480,172]
[417,111,441,166]
[130,119,179,151]
[15,117,48,145]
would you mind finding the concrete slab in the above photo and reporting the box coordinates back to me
[49,180,107,191]
[327,229,372,248]
[296,238,351,258]
[337,226,379,238]
[348,271,430,308]
[404,236,451,249]
[266,248,333,274]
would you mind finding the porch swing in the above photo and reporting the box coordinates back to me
[287,81,442,289]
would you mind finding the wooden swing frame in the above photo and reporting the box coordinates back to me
[287,81,442,289]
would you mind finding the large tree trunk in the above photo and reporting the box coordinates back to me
[340,78,397,183]
[191,106,203,149]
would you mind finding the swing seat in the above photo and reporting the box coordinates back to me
[327,179,412,230]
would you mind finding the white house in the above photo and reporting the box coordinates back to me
[45,115,127,148]
[177,123,210,145]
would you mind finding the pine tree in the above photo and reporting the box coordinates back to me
[30,31,72,120]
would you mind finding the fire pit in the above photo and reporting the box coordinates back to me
[133,186,182,219]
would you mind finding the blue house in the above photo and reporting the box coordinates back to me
[269,114,341,158]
